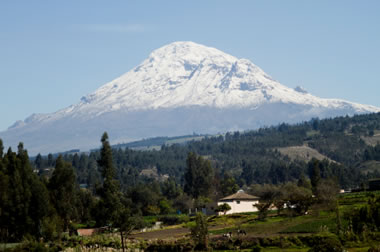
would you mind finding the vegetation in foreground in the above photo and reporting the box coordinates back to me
[2,113,380,250]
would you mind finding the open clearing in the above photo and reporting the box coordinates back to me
[277,145,335,162]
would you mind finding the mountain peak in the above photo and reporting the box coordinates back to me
[1,42,379,155]
[81,41,275,111]
[149,41,234,59]
[145,41,238,73]
[68,41,380,116]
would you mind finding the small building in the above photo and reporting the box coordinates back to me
[217,190,260,215]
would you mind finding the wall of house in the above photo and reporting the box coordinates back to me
[217,199,259,215]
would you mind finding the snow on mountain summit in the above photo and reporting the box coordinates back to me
[75,41,379,115]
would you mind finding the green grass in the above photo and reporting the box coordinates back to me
[0,243,20,249]
[281,217,336,233]
[338,191,380,207]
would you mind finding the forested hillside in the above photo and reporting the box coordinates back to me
[2,113,380,245]
[34,112,380,191]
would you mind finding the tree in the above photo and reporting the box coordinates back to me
[220,172,239,196]
[250,183,283,217]
[283,183,313,216]
[0,138,3,159]
[184,152,214,199]
[0,162,9,243]
[254,202,272,220]
[114,204,144,252]
[307,235,344,252]
[309,159,321,193]
[297,172,311,189]
[215,203,231,215]
[191,212,209,250]
[159,199,172,214]
[241,160,255,185]
[34,153,43,169]
[48,155,77,231]
[96,132,122,226]
[315,178,339,211]
[0,144,50,241]
[76,189,95,224]
[47,153,54,167]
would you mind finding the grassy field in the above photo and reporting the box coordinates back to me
[141,191,379,239]
[133,191,380,252]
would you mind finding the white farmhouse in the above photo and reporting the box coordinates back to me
[217,190,260,215]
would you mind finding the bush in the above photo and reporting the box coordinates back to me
[145,240,193,252]
[251,245,262,252]
[307,236,344,252]
[209,239,234,250]
[14,240,63,252]
[158,214,189,225]
[368,245,380,252]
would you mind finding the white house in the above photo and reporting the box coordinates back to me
[217,190,260,215]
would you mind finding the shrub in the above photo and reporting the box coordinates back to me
[307,236,344,252]
[251,245,262,252]
[145,240,193,252]
[15,240,63,252]
[368,245,380,252]
[158,214,189,225]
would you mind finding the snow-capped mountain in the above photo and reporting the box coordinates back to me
[1,41,379,155]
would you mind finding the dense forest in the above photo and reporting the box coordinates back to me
[2,112,380,244]
[35,112,380,191]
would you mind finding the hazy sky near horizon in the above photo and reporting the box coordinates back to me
[1,1,379,131]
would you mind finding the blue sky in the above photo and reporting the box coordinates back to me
[1,1,379,131]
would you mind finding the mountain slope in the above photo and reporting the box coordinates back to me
[1,41,379,155]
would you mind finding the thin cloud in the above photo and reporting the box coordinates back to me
[79,24,146,33]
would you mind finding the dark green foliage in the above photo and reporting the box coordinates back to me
[364,144,380,161]
[48,156,77,230]
[298,172,311,189]
[0,143,50,241]
[284,183,313,216]
[157,214,189,225]
[191,212,209,250]
[114,204,144,252]
[350,195,380,234]
[3,112,380,245]
[184,152,213,199]
[76,188,95,224]
[251,245,262,252]
[0,138,3,159]
[30,112,380,193]
[14,240,63,252]
[255,202,272,220]
[215,203,231,215]
[220,172,239,196]
[94,132,122,226]
[307,235,344,252]
[310,159,321,193]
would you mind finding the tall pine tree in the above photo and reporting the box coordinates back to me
[96,132,122,226]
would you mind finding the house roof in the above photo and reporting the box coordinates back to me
[219,190,259,201]
[77,228,96,236]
